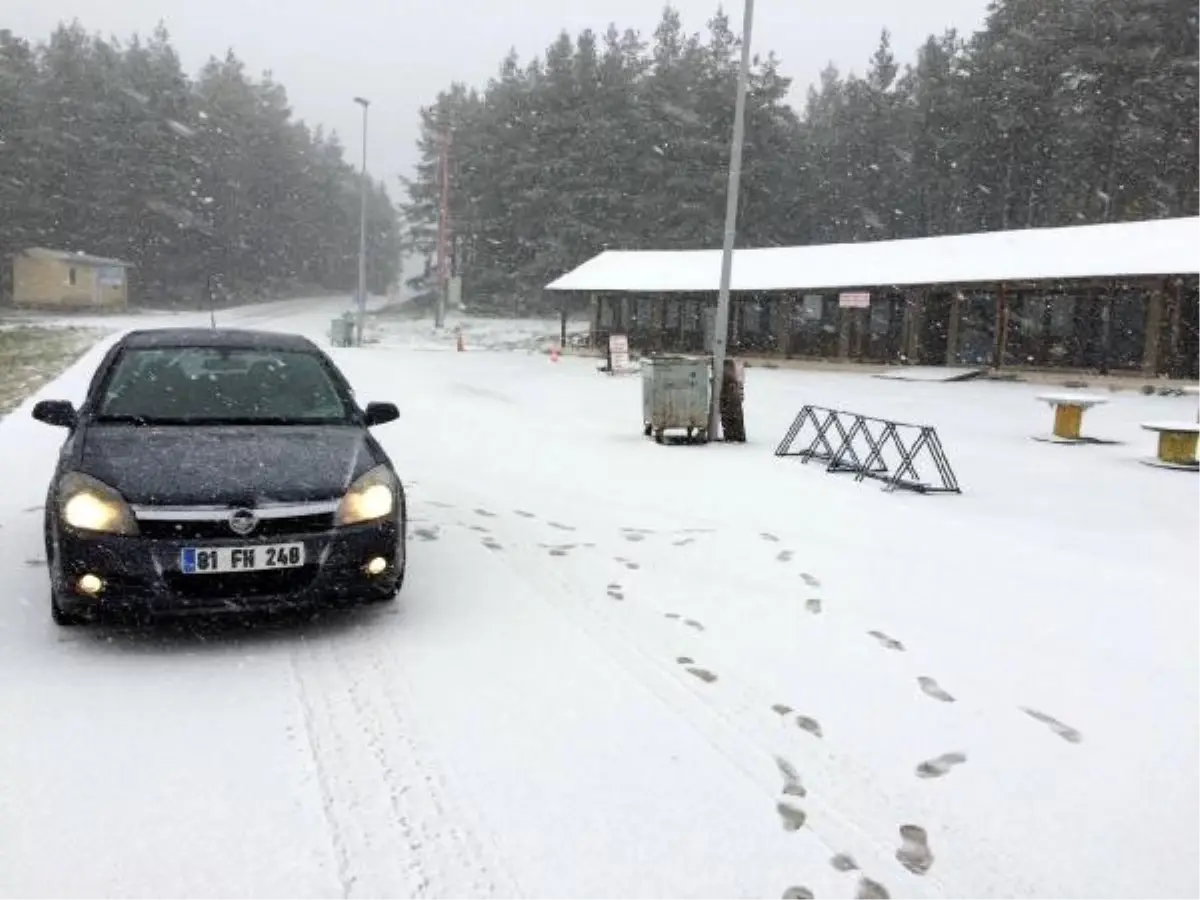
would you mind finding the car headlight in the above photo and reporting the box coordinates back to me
[58,472,139,535]
[336,465,396,526]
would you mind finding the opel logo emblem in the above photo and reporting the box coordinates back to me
[228,508,258,536]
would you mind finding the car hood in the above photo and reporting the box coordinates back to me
[77,425,378,506]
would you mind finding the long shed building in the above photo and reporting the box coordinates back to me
[545,217,1200,378]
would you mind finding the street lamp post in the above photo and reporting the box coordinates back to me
[708,0,755,441]
[353,96,370,346]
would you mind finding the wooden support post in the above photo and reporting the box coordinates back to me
[899,292,914,362]
[1167,278,1184,378]
[1142,283,1165,376]
[905,291,924,362]
[854,307,868,359]
[1098,288,1114,375]
[993,283,1009,369]
[946,290,963,366]
[776,296,791,357]
[838,304,851,359]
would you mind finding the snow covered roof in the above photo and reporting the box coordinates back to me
[545,217,1200,293]
[19,247,135,268]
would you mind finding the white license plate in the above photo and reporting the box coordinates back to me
[180,543,305,574]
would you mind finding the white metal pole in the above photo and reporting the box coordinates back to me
[354,96,370,346]
[708,0,754,441]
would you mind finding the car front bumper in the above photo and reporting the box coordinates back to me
[52,518,405,619]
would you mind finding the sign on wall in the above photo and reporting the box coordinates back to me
[608,333,631,371]
[838,291,870,309]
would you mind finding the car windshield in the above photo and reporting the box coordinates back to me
[94,347,351,424]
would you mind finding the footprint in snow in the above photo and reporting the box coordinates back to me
[428,500,454,509]
[775,801,807,831]
[776,549,794,563]
[795,715,823,738]
[514,509,536,518]
[683,618,704,631]
[771,703,793,716]
[414,527,440,541]
[23,505,43,513]
[782,888,814,900]
[470,524,490,533]
[760,532,780,542]
[673,537,696,547]
[856,877,891,899]
[664,612,681,620]
[896,824,934,875]
[614,556,640,570]
[867,630,905,651]
[830,853,859,872]
[676,656,717,683]
[606,584,624,601]
[24,558,44,567]
[917,676,955,702]
[774,756,806,797]
[1021,707,1083,744]
[622,532,646,542]
[800,572,821,588]
[548,521,575,531]
[474,508,497,518]
[915,751,967,779]
[481,537,503,552]
[805,598,822,614]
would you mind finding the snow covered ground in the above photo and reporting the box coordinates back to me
[0,296,1196,899]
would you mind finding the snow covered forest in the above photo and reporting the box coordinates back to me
[0,23,402,305]
[403,0,1199,311]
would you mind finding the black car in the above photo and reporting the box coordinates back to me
[32,327,406,625]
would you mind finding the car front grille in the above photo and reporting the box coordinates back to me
[164,565,319,600]
[138,513,334,540]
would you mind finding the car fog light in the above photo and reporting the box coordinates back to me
[365,556,388,576]
[77,574,103,595]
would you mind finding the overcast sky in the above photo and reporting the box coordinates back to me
[8,0,990,194]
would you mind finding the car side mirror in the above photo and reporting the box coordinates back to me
[32,399,77,429]
[363,402,399,427]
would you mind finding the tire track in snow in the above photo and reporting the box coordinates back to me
[288,649,356,898]
[289,630,517,898]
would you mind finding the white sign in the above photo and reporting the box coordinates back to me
[608,333,630,371]
[838,291,870,309]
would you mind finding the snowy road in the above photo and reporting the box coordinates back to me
[1,297,1196,899]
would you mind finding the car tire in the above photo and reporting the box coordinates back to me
[51,589,89,627]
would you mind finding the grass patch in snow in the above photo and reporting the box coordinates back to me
[0,325,106,416]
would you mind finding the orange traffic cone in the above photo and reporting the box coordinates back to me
[456,330,465,352]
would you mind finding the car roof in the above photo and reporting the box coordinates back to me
[117,328,320,353]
